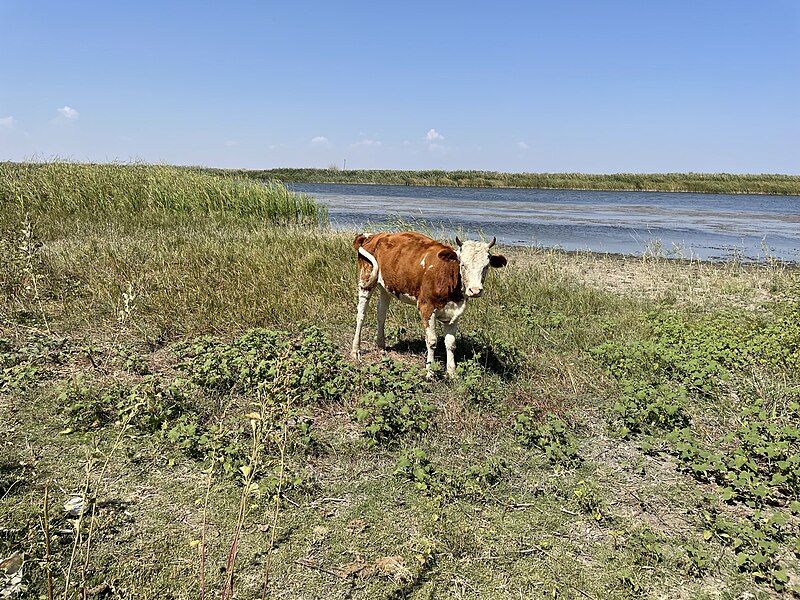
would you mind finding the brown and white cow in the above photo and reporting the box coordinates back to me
[350,231,507,377]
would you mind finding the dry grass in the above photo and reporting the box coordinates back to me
[1,163,798,598]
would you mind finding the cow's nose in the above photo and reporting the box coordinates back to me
[468,287,483,297]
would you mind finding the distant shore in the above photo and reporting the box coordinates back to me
[200,167,800,196]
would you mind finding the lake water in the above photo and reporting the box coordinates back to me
[289,183,800,262]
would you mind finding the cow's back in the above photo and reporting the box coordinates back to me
[358,232,456,300]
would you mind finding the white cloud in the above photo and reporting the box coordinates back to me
[353,138,382,148]
[517,141,530,150]
[57,106,79,120]
[310,135,329,146]
[0,116,14,129]
[224,140,239,147]
[425,128,444,142]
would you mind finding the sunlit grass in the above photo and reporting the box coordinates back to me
[0,161,325,232]
[1,162,798,598]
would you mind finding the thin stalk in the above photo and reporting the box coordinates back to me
[198,464,213,600]
[40,484,54,600]
[219,423,260,599]
[63,450,95,600]
[261,391,290,600]
[71,411,136,598]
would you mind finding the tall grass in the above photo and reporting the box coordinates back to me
[211,167,800,195]
[0,162,326,233]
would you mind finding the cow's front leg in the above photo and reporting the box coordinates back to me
[351,287,373,360]
[443,322,458,378]
[420,306,437,378]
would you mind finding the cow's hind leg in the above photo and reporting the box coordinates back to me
[443,322,458,378]
[351,286,374,360]
[376,288,390,351]
[420,305,437,378]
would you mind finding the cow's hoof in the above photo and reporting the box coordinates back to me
[350,351,361,361]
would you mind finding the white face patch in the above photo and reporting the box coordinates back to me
[456,240,493,297]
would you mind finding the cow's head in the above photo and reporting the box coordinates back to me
[454,236,507,298]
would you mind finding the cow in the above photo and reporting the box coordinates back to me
[350,231,507,377]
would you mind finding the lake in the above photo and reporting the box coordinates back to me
[289,183,800,262]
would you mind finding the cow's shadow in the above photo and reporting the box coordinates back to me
[388,331,522,379]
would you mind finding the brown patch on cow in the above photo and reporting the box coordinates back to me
[437,248,457,262]
[431,250,461,304]
[356,256,374,286]
[357,232,463,309]
[418,301,435,329]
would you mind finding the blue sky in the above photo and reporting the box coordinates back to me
[1,1,798,172]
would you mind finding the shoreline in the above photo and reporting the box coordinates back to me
[287,179,800,197]
[320,225,800,267]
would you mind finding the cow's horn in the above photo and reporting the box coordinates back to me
[488,236,496,248]
[455,236,463,247]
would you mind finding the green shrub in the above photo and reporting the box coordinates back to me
[513,409,580,465]
[454,359,499,404]
[593,304,800,398]
[704,508,797,592]
[353,391,433,446]
[683,543,712,576]
[626,527,666,567]
[162,404,315,486]
[120,375,196,434]
[394,448,437,493]
[177,327,352,403]
[56,377,127,430]
[352,358,433,446]
[394,448,506,500]
[0,334,66,394]
[459,330,522,377]
[458,459,507,498]
[613,382,689,437]
[590,339,679,384]
[358,356,425,397]
[669,399,800,505]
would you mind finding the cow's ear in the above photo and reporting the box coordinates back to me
[489,254,507,268]
[438,248,458,262]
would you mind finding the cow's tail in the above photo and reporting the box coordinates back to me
[354,234,379,288]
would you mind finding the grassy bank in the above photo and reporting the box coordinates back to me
[206,167,800,195]
[1,163,799,598]
[0,162,324,230]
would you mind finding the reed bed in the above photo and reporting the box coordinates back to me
[0,162,326,233]
[214,167,800,195]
